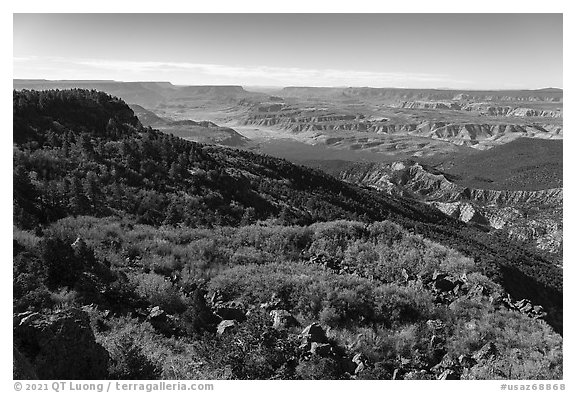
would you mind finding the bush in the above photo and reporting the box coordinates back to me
[108,336,162,379]
[374,283,435,327]
[131,273,186,314]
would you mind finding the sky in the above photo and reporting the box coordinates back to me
[13,13,563,89]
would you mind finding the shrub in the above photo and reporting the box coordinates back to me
[374,283,435,326]
[107,336,162,380]
[131,273,186,314]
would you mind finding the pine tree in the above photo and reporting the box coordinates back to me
[69,176,89,214]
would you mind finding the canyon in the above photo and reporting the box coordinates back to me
[13,79,563,257]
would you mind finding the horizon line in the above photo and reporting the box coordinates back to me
[12,78,563,92]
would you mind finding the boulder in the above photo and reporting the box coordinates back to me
[426,319,445,331]
[300,323,328,344]
[532,305,546,318]
[147,306,176,337]
[270,310,299,329]
[432,271,462,292]
[438,369,459,380]
[400,268,410,282]
[216,320,237,335]
[352,353,367,374]
[458,354,477,369]
[472,342,498,362]
[214,304,246,322]
[514,299,530,310]
[310,342,333,357]
[148,306,166,321]
[13,308,109,379]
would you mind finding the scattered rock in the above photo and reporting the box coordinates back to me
[352,353,367,374]
[216,320,237,335]
[467,284,488,300]
[259,294,282,311]
[209,291,224,305]
[270,310,299,329]
[435,354,457,369]
[429,335,443,347]
[501,296,546,319]
[489,293,503,306]
[426,319,445,331]
[148,306,166,320]
[15,312,41,327]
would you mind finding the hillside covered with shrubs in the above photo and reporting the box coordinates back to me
[13,90,562,380]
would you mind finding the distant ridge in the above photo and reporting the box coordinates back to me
[13,79,253,107]
[280,86,563,102]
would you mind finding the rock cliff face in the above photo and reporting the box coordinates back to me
[340,162,562,205]
[338,161,562,254]
[280,87,563,102]
[242,107,562,150]
[462,103,563,118]
[13,308,109,379]
[397,101,463,110]
[396,101,563,118]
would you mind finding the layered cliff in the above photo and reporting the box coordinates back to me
[280,87,563,103]
[242,106,562,149]
[338,161,562,254]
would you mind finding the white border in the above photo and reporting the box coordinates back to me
[3,2,572,392]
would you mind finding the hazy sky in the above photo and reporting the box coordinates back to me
[13,14,563,89]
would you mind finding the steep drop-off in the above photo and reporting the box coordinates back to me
[337,161,562,255]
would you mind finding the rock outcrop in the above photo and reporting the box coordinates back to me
[13,308,109,379]
[462,103,563,118]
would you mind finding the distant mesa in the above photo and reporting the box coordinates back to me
[280,86,563,102]
[13,79,251,107]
